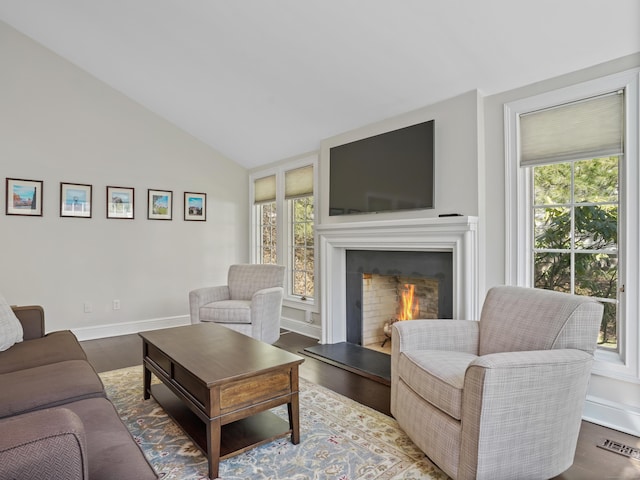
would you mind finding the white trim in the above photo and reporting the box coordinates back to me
[281,315,321,340]
[71,315,190,341]
[584,394,640,437]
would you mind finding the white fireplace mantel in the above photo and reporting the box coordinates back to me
[317,216,479,344]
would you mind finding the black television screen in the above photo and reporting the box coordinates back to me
[329,120,434,216]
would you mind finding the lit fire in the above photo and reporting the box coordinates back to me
[398,284,419,320]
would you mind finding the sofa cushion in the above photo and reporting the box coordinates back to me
[0,293,23,352]
[200,299,252,324]
[398,350,477,420]
[0,360,105,419]
[64,397,158,480]
[0,330,87,375]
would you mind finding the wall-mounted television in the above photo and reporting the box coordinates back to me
[329,120,434,216]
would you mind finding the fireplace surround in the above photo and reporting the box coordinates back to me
[317,216,479,344]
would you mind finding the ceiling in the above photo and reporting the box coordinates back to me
[1,1,639,169]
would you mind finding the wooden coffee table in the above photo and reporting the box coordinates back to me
[139,323,304,479]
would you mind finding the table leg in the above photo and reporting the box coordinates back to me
[288,392,300,445]
[143,364,151,400]
[207,417,221,479]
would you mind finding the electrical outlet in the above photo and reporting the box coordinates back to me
[84,302,92,313]
[112,299,121,310]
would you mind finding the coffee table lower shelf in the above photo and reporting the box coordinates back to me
[150,383,293,461]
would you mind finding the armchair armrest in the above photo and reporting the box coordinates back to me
[11,305,45,340]
[189,286,230,323]
[392,319,479,355]
[0,407,88,479]
[250,286,284,344]
[460,349,594,477]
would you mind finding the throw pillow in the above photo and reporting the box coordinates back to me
[0,293,23,351]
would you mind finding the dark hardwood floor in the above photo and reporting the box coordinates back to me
[81,331,640,480]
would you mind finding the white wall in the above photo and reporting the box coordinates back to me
[0,22,249,338]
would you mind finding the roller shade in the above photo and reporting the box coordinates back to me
[254,175,276,204]
[519,91,624,166]
[285,165,313,199]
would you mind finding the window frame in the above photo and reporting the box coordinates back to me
[250,154,318,312]
[504,68,640,382]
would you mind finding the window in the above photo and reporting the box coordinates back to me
[532,157,619,349]
[290,196,314,299]
[505,69,639,379]
[251,158,316,306]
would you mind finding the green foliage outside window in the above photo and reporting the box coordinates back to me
[533,157,619,349]
[291,197,314,299]
[260,202,277,264]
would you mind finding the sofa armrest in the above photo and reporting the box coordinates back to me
[11,305,45,340]
[392,319,479,355]
[188,286,230,323]
[0,407,88,480]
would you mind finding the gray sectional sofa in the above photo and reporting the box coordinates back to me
[0,305,158,480]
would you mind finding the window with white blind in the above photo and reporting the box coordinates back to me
[505,69,639,379]
[251,156,317,307]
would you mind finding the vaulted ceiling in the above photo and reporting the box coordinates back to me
[1,1,638,168]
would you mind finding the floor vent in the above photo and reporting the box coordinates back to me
[597,439,640,461]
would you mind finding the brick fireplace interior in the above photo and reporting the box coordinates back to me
[346,250,453,351]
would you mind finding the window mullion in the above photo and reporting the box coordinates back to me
[570,162,576,295]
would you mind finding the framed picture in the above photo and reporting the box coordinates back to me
[106,186,135,219]
[184,192,206,221]
[6,178,43,216]
[60,182,92,218]
[147,189,172,220]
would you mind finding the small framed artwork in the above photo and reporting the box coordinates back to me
[106,186,135,219]
[60,182,92,218]
[6,178,43,216]
[184,192,206,221]
[147,189,172,220]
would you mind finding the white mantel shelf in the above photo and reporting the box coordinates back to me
[317,216,479,344]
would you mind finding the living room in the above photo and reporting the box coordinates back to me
[1,2,640,479]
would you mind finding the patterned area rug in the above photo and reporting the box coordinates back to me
[99,366,448,480]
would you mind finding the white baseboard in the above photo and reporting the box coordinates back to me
[72,315,190,341]
[281,316,321,340]
[73,315,319,342]
[583,395,640,437]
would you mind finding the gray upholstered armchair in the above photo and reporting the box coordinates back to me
[391,285,603,480]
[189,264,285,344]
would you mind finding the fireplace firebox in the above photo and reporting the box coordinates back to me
[346,250,453,347]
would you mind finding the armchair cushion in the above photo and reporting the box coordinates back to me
[479,286,603,355]
[0,293,23,351]
[399,350,476,420]
[200,300,251,324]
[228,264,285,300]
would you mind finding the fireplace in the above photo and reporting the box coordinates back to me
[345,250,453,347]
[317,216,479,345]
